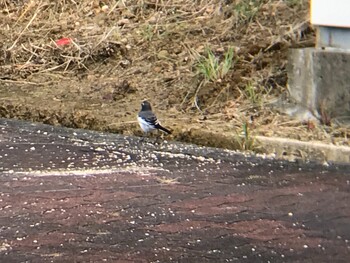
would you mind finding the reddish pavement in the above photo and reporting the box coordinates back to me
[0,118,349,262]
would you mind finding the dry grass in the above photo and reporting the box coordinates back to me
[0,0,349,149]
[1,1,125,74]
[0,0,310,73]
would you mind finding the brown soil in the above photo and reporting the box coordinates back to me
[0,0,348,154]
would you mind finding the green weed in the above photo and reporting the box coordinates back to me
[140,24,155,41]
[285,0,304,7]
[235,122,255,151]
[221,47,235,77]
[234,0,262,23]
[241,83,263,105]
[196,47,235,82]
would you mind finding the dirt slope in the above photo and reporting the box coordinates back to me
[1,0,348,158]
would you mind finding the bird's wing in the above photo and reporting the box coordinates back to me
[147,115,159,126]
[139,111,159,126]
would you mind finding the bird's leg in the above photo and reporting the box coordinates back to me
[154,129,163,145]
[140,132,146,142]
[140,136,144,143]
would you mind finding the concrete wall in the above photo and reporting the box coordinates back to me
[287,48,350,123]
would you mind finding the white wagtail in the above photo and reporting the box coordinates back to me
[138,100,171,135]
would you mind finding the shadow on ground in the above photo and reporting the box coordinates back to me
[0,119,349,262]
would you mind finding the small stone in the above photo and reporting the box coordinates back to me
[157,50,169,59]
[117,19,130,26]
[101,5,109,12]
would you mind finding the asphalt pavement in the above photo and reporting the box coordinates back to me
[0,118,349,262]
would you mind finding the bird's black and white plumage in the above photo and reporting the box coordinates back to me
[138,100,171,135]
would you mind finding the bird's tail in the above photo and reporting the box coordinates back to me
[156,124,172,134]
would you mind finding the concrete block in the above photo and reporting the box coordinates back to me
[287,47,350,123]
[317,26,350,49]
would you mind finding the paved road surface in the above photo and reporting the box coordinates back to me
[0,119,349,262]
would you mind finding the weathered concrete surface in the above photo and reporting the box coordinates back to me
[0,118,350,262]
[256,135,350,164]
[287,47,350,123]
[316,26,350,49]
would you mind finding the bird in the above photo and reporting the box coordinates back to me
[137,100,171,135]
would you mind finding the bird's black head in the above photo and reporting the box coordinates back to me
[141,100,152,111]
